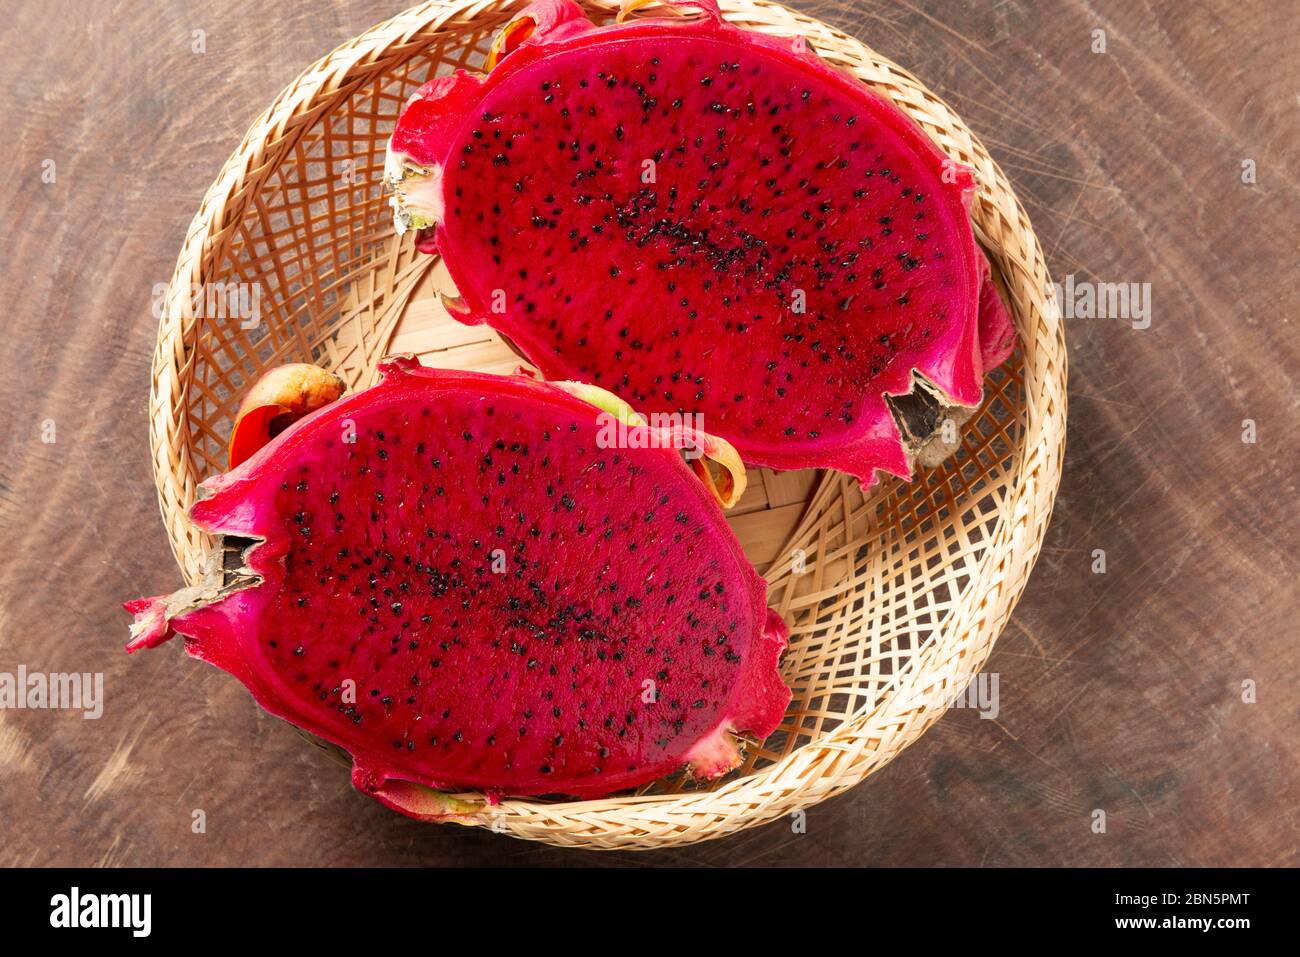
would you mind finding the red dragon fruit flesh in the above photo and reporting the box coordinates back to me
[385,0,1016,486]
[126,358,790,818]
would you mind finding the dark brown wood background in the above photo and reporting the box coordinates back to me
[0,0,1295,867]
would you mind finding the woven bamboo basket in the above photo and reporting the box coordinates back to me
[149,0,1065,849]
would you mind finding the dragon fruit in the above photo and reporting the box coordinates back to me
[385,0,1016,486]
[126,358,789,817]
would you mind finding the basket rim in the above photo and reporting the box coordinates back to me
[149,0,1066,849]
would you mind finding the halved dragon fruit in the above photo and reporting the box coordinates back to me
[126,358,789,816]
[386,0,1016,485]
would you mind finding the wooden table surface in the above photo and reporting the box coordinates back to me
[1,0,1295,867]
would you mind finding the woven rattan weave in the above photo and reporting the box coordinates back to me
[149,0,1065,848]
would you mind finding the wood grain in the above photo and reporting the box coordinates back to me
[0,0,1295,866]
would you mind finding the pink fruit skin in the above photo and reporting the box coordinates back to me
[126,359,790,810]
[388,0,1015,487]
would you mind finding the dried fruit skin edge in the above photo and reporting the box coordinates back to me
[228,364,346,468]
